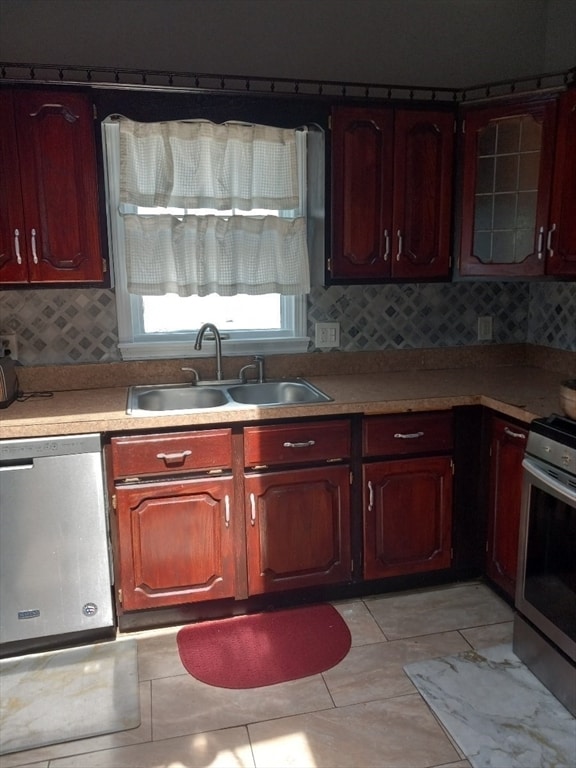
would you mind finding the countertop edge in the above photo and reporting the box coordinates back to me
[1,363,569,439]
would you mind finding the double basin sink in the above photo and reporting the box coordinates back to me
[127,378,332,416]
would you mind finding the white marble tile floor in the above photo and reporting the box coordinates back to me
[404,643,576,768]
[1,581,565,768]
[0,639,139,756]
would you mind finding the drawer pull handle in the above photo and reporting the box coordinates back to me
[383,229,390,262]
[250,492,256,526]
[504,427,526,441]
[367,480,374,512]
[156,449,192,464]
[283,440,316,449]
[224,495,230,528]
[393,431,424,439]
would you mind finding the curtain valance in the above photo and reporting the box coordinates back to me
[118,117,300,210]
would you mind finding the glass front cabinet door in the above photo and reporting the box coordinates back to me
[458,97,558,278]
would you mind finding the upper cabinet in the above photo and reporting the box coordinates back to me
[547,88,576,277]
[330,106,454,282]
[458,94,575,278]
[0,88,105,286]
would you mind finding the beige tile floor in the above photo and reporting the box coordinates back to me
[0,581,515,768]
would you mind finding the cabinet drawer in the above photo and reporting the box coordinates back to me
[111,429,233,478]
[363,412,453,457]
[244,419,350,467]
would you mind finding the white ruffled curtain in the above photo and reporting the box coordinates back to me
[117,117,310,296]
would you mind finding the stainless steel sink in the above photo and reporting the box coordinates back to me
[228,380,331,405]
[127,378,332,415]
[127,384,229,414]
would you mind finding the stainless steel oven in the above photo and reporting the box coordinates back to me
[514,414,576,716]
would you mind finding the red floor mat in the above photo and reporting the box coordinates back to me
[176,603,351,689]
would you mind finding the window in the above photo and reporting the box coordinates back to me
[102,117,324,360]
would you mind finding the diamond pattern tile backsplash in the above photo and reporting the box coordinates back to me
[0,281,574,366]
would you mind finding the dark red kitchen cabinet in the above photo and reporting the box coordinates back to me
[547,87,576,277]
[243,419,352,595]
[362,412,454,579]
[115,477,237,611]
[330,106,454,282]
[363,456,453,579]
[0,88,105,285]
[331,107,395,280]
[486,415,528,598]
[459,97,557,278]
[392,109,454,279]
[244,465,352,595]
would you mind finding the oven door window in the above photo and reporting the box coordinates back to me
[524,485,576,644]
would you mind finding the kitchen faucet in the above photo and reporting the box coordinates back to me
[194,323,223,381]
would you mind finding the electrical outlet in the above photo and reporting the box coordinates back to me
[315,322,340,349]
[0,333,18,360]
[477,316,493,342]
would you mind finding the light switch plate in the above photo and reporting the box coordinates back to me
[315,322,340,349]
[477,316,493,341]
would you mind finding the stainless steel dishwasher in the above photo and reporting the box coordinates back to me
[0,433,114,652]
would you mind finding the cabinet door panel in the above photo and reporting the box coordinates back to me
[13,90,103,283]
[116,477,236,610]
[547,88,576,276]
[363,456,452,579]
[0,90,27,282]
[331,107,394,279]
[245,465,351,594]
[486,417,527,597]
[393,110,453,279]
[459,99,557,277]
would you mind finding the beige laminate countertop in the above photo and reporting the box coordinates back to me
[0,365,570,439]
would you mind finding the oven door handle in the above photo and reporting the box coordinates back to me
[522,458,576,505]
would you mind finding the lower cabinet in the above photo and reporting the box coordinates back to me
[363,456,453,579]
[115,477,237,610]
[245,465,351,594]
[109,428,237,611]
[103,405,533,617]
[485,415,528,598]
[362,412,454,579]
[109,418,352,612]
[243,419,352,595]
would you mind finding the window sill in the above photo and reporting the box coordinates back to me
[118,337,311,360]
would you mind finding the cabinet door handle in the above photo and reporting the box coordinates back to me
[14,229,22,264]
[224,494,230,528]
[31,228,38,264]
[537,226,545,260]
[249,492,256,526]
[283,440,316,449]
[546,223,557,258]
[367,480,374,512]
[156,449,192,464]
[383,229,390,262]
[396,229,403,261]
[504,427,526,441]
[393,431,424,439]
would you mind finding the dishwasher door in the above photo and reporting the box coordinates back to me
[0,433,114,646]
